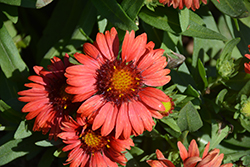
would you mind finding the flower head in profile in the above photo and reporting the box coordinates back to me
[244,45,250,74]
[147,140,233,167]
[58,116,134,167]
[160,98,174,117]
[177,139,233,167]
[159,0,220,11]
[147,149,175,167]
[18,54,77,140]
[65,27,171,139]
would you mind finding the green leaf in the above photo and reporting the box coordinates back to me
[121,0,144,21]
[139,6,181,34]
[232,19,250,56]
[0,21,29,80]
[224,135,250,148]
[0,3,18,23]
[184,85,200,98]
[38,0,96,66]
[239,116,250,133]
[53,146,67,158]
[211,0,249,18]
[240,15,250,28]
[237,80,250,99]
[124,149,140,167]
[90,0,138,31]
[224,150,250,163]
[14,120,32,139]
[129,146,144,156]
[0,0,53,8]
[35,139,62,147]
[219,38,241,61]
[215,89,228,108]
[0,139,24,166]
[0,136,42,166]
[0,99,22,123]
[210,120,231,149]
[179,8,189,32]
[170,63,197,93]
[177,101,203,132]
[242,154,250,166]
[160,117,181,133]
[182,20,227,41]
[197,59,208,88]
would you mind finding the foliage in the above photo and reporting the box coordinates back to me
[1,0,250,166]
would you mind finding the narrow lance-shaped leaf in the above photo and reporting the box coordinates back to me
[198,59,208,88]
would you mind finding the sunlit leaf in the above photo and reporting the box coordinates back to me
[35,139,62,147]
[14,120,32,139]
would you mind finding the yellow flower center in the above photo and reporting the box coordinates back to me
[111,67,135,92]
[80,130,110,152]
[83,131,102,148]
[96,60,142,105]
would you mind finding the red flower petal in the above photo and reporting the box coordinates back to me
[177,141,188,162]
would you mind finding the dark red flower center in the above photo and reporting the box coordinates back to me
[80,129,110,153]
[96,59,142,105]
[48,80,73,112]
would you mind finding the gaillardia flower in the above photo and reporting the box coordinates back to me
[58,116,134,167]
[177,139,233,167]
[159,0,220,11]
[65,27,171,139]
[147,149,175,167]
[244,45,250,74]
[18,54,77,140]
[147,140,233,167]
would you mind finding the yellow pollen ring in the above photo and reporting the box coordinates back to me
[114,66,116,70]
[107,87,112,91]
[106,144,110,148]
[131,88,135,91]
[135,77,140,80]
[83,132,102,148]
[64,105,67,109]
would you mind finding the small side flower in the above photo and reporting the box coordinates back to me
[58,116,134,167]
[18,54,78,140]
